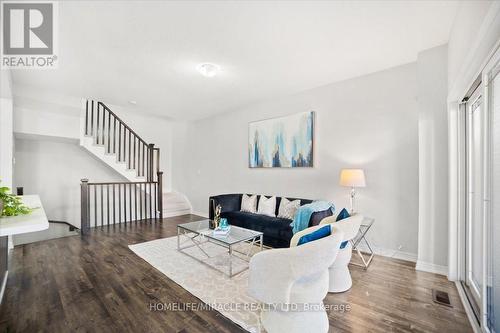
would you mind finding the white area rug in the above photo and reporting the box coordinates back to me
[129,235,263,333]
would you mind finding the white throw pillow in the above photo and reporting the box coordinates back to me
[257,196,276,217]
[278,197,301,219]
[241,194,258,213]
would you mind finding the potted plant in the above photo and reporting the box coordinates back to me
[0,183,32,217]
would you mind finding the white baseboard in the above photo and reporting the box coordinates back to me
[192,211,209,218]
[162,209,192,218]
[355,243,417,263]
[415,260,448,276]
[392,251,418,262]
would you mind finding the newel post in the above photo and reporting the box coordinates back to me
[80,179,90,234]
[157,171,163,219]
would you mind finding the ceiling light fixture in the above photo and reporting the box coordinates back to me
[197,63,220,77]
[128,100,137,105]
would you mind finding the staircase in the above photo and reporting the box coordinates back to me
[79,100,191,231]
[79,100,158,182]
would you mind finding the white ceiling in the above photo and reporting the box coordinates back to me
[11,1,460,120]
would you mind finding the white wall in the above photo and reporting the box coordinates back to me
[416,45,449,274]
[174,63,420,258]
[14,104,80,140]
[171,121,191,194]
[13,137,124,228]
[0,70,14,190]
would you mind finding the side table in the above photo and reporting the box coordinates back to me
[350,216,375,269]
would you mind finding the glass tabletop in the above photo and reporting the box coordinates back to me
[177,219,263,245]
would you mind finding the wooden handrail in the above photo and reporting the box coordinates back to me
[98,102,149,146]
[87,181,158,185]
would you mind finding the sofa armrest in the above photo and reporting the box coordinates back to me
[208,194,242,219]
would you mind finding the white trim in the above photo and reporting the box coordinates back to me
[392,251,418,263]
[415,260,448,276]
[448,101,461,281]
[455,281,482,333]
[162,209,192,218]
[192,211,209,218]
[355,243,417,263]
[0,271,7,305]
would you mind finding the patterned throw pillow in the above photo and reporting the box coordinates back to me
[240,194,257,213]
[257,196,276,217]
[278,197,301,219]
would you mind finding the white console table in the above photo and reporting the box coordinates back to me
[0,195,49,237]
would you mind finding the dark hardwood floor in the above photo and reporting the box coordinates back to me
[0,215,472,333]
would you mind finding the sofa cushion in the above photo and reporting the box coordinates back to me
[277,197,301,219]
[310,209,334,227]
[257,195,276,217]
[297,225,331,246]
[275,196,313,216]
[241,194,258,213]
[221,211,293,240]
[336,208,350,221]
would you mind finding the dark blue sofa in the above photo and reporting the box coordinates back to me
[208,194,333,248]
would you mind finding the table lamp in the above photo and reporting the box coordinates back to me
[339,169,366,213]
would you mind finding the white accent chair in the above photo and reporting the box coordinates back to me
[315,213,364,293]
[248,226,344,333]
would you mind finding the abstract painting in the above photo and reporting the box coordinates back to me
[249,111,314,168]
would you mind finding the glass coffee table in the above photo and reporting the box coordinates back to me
[177,219,264,278]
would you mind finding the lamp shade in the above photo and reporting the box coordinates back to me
[339,169,366,187]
